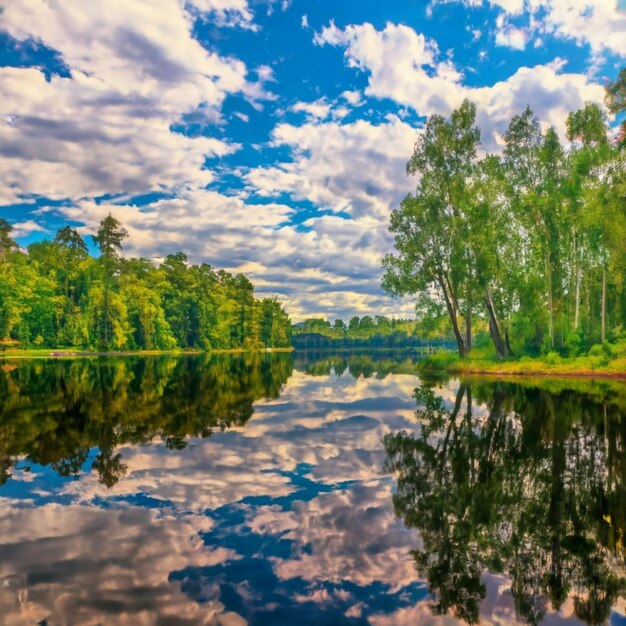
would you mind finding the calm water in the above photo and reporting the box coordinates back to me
[0,352,625,626]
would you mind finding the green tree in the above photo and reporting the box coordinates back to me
[92,214,129,348]
[383,99,481,357]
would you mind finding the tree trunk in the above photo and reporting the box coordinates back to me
[484,287,506,359]
[504,327,514,357]
[601,265,606,343]
[546,256,554,348]
[465,301,472,353]
[574,264,581,330]
[438,273,466,358]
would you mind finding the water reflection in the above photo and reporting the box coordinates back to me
[0,353,624,625]
[0,353,293,486]
[384,380,626,626]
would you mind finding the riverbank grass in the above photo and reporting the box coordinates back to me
[418,342,626,378]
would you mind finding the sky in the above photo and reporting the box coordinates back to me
[0,0,625,322]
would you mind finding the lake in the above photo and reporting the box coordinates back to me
[0,352,625,626]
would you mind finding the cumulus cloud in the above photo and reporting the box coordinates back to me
[0,0,270,204]
[241,115,420,319]
[10,219,48,238]
[314,21,606,150]
[531,0,626,57]
[189,0,255,28]
[246,116,416,218]
[291,98,334,121]
[443,0,626,57]
[495,16,528,50]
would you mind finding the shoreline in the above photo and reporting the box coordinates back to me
[0,347,294,359]
[451,367,626,380]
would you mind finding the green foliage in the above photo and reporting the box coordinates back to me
[292,315,451,348]
[605,68,626,116]
[383,74,626,362]
[543,351,562,365]
[416,351,460,372]
[0,217,291,351]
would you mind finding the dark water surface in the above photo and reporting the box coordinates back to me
[1,352,625,626]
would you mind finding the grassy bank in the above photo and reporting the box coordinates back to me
[418,342,626,379]
[0,347,294,359]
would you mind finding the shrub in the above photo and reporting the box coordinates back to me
[589,343,617,358]
[418,351,460,372]
[543,351,562,366]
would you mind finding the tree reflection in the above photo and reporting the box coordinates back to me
[293,350,422,378]
[0,353,293,487]
[384,381,626,625]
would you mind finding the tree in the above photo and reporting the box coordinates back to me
[606,67,626,147]
[383,99,481,358]
[91,214,129,348]
[0,216,291,351]
[0,219,17,261]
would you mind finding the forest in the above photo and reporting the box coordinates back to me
[0,215,291,351]
[383,69,626,360]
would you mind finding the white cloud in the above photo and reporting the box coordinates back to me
[10,219,48,238]
[247,116,416,218]
[447,0,626,57]
[495,16,528,50]
[490,0,525,13]
[536,0,626,57]
[291,98,333,121]
[340,90,363,106]
[314,21,606,150]
[0,0,270,204]
[240,116,420,319]
[189,0,255,28]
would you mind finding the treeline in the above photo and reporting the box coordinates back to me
[293,315,453,342]
[384,70,626,359]
[293,316,428,349]
[0,215,291,350]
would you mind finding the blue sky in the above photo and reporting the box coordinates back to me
[0,0,625,320]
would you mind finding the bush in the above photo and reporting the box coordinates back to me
[563,331,582,357]
[588,343,617,367]
[418,351,460,372]
[543,351,562,366]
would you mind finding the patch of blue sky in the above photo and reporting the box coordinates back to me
[2,453,97,505]
[0,31,70,80]
[103,190,176,208]
[170,559,428,626]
